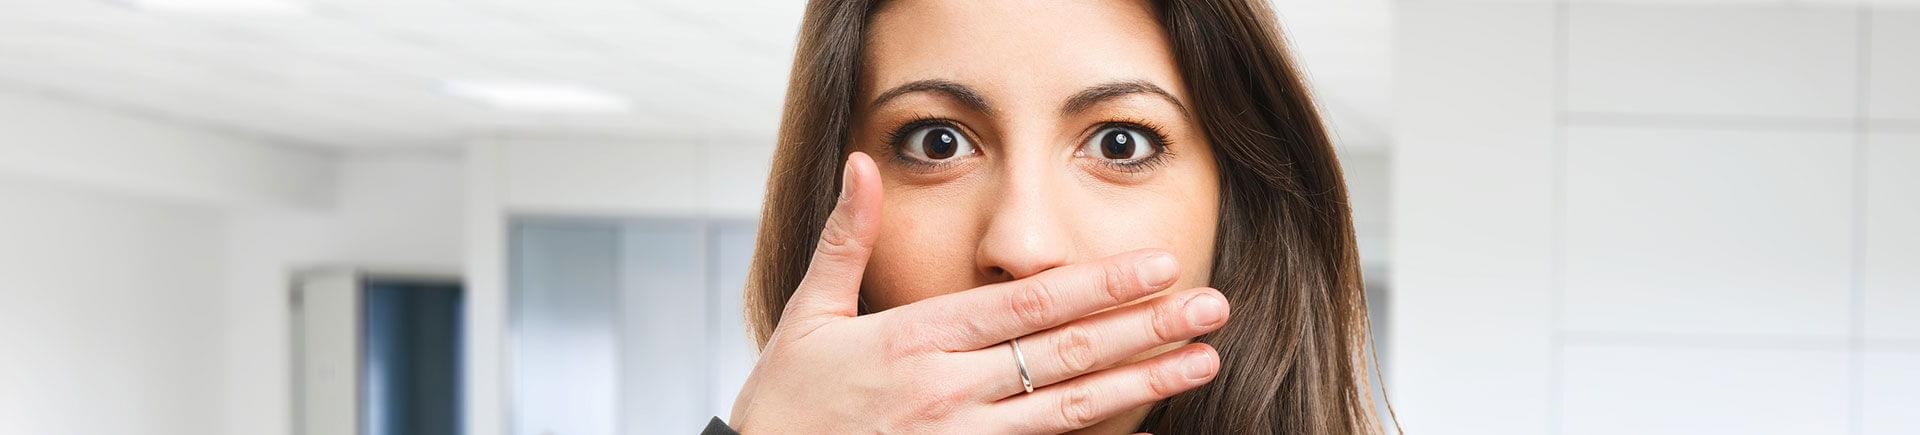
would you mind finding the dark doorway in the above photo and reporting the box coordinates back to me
[362,279,464,435]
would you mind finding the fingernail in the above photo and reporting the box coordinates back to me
[1179,348,1216,381]
[837,159,854,203]
[1185,293,1225,328]
[1135,252,1177,288]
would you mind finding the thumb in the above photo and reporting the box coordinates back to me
[785,151,883,322]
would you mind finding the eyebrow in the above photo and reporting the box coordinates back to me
[869,79,993,115]
[1061,80,1188,116]
[866,78,1188,117]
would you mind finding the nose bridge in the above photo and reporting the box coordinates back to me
[974,142,1072,281]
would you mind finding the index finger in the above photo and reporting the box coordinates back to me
[900,249,1181,352]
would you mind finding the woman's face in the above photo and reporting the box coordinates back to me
[856,0,1221,313]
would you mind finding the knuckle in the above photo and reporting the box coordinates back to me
[1054,325,1097,374]
[941,319,988,353]
[935,381,972,404]
[1057,384,1098,428]
[1009,280,1058,330]
[887,314,973,356]
[881,321,931,358]
[1100,260,1134,303]
[903,381,970,422]
[813,237,858,263]
[1145,362,1180,397]
[813,213,866,259]
[1149,297,1182,342]
[932,303,987,344]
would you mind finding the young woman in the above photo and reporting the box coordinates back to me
[714,0,1387,433]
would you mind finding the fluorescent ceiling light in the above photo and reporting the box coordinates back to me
[121,0,310,15]
[442,80,633,112]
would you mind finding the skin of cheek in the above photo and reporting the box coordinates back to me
[1069,177,1219,307]
[861,178,986,311]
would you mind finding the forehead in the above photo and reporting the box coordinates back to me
[862,0,1186,104]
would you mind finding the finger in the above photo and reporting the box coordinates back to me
[904,248,1181,352]
[990,343,1219,434]
[974,287,1228,400]
[783,152,883,323]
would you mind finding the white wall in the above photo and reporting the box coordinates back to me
[488,137,775,218]
[0,174,227,435]
[1391,3,1919,434]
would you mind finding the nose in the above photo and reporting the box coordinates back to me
[974,165,1071,282]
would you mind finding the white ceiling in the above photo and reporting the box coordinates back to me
[0,0,1391,152]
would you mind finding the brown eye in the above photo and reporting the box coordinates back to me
[900,124,976,163]
[1083,126,1158,162]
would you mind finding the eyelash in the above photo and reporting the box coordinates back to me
[881,117,1177,173]
[1088,119,1176,174]
[883,115,963,169]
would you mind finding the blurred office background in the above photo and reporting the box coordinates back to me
[0,0,1911,434]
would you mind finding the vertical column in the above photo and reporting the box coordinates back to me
[1862,11,1920,434]
[464,140,506,435]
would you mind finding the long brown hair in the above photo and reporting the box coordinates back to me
[744,1,1388,433]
